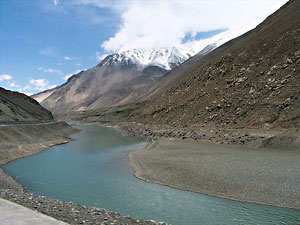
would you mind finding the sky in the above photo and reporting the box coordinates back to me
[0,0,288,95]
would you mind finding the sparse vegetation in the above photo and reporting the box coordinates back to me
[113,105,143,114]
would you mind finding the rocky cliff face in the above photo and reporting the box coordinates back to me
[131,0,300,129]
[0,88,53,122]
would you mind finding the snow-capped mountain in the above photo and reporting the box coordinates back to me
[101,47,192,70]
[183,30,239,56]
[101,31,236,71]
[33,31,239,113]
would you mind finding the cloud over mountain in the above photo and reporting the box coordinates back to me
[99,0,288,52]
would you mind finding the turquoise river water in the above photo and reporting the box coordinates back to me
[2,126,300,225]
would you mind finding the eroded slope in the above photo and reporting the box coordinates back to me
[133,0,300,129]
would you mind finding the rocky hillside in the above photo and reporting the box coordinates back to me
[33,33,234,114]
[131,0,300,129]
[33,61,169,114]
[0,88,53,122]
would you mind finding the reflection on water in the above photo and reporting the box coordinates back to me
[3,126,300,225]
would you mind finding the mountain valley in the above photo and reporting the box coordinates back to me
[1,1,300,224]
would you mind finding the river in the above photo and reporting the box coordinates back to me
[2,126,300,225]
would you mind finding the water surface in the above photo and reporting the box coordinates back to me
[3,126,300,225]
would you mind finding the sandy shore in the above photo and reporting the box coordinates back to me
[129,138,300,210]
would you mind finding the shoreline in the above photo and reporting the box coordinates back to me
[63,121,300,210]
[128,138,300,211]
[0,139,72,191]
[71,121,300,210]
[1,122,299,225]
[0,122,79,191]
[129,155,300,212]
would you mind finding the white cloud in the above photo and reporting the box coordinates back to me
[23,86,32,91]
[49,85,57,89]
[0,74,12,82]
[75,63,82,66]
[39,47,58,57]
[53,0,58,6]
[64,74,73,80]
[38,67,62,74]
[26,78,57,92]
[74,69,84,74]
[20,91,34,96]
[29,79,50,91]
[44,68,61,74]
[63,69,85,80]
[9,82,20,88]
[64,56,72,60]
[94,0,288,52]
[96,52,107,62]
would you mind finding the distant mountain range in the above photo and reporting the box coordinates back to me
[33,31,235,113]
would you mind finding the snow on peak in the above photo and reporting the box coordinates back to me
[102,47,190,70]
[101,31,239,71]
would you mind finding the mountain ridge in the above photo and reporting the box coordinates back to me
[128,0,300,129]
[33,32,234,113]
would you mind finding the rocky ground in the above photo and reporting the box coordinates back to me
[119,123,300,150]
[129,138,300,210]
[0,189,163,225]
[60,109,300,151]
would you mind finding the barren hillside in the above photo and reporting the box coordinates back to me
[131,0,300,129]
[0,88,53,122]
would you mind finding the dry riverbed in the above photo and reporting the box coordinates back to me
[129,138,300,210]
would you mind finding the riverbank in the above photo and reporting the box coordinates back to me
[0,122,78,190]
[64,119,300,210]
[117,122,300,211]
[0,198,68,225]
[129,138,300,210]
[3,118,299,224]
[56,108,300,150]
[122,123,300,210]
[0,189,161,225]
[0,139,71,191]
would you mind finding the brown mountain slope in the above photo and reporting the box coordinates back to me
[33,64,168,114]
[0,87,53,121]
[131,0,300,129]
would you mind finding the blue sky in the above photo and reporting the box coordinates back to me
[0,0,120,94]
[0,0,288,95]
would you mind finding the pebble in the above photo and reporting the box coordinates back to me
[0,189,161,225]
